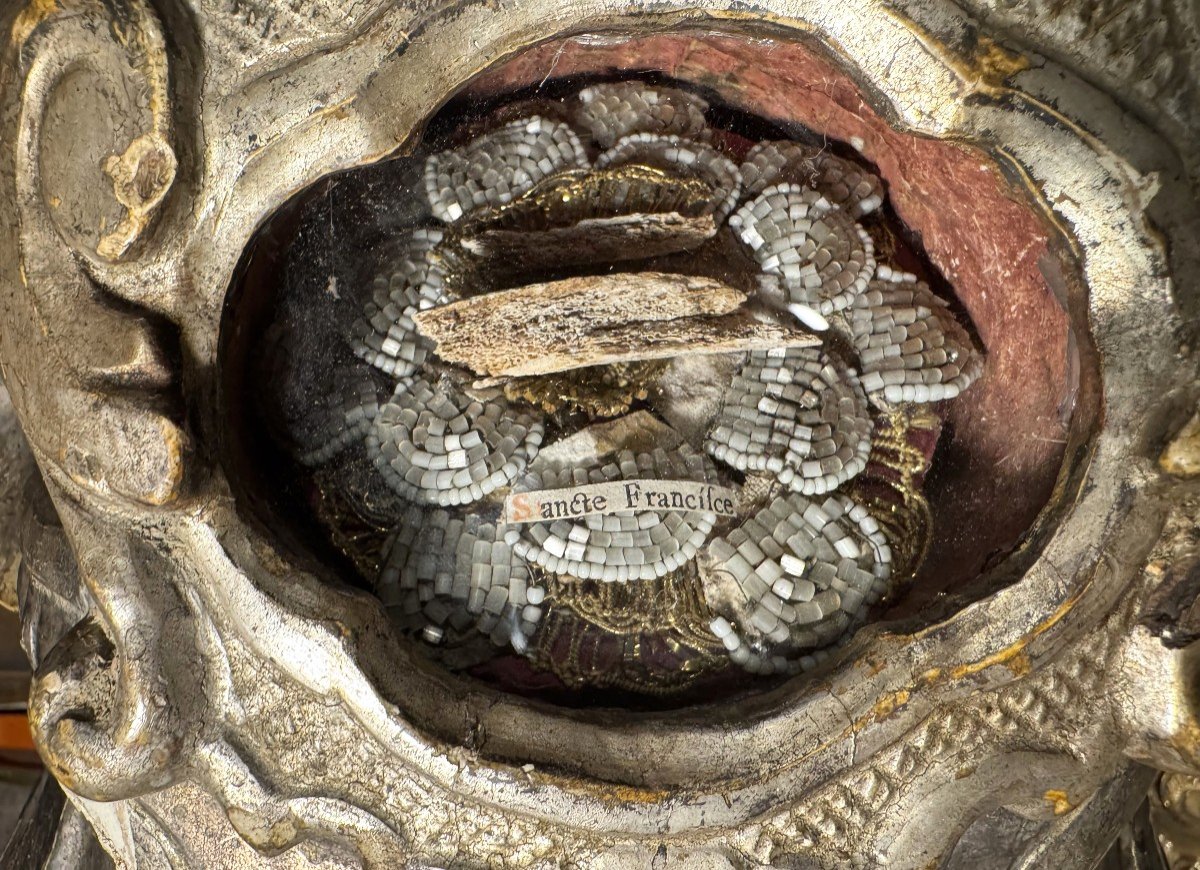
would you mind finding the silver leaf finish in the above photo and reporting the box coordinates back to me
[0,0,1197,867]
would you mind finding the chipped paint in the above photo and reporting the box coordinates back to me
[9,0,58,48]
[1044,788,1073,815]
[533,771,671,806]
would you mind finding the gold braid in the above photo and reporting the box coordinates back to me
[527,563,729,695]
[847,408,936,589]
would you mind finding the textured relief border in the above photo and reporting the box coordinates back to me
[0,0,1197,867]
[951,0,1200,189]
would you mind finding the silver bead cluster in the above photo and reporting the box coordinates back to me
[848,274,985,404]
[740,140,886,217]
[297,373,381,467]
[350,229,447,377]
[705,346,872,495]
[509,445,720,583]
[367,375,544,507]
[423,116,587,223]
[287,78,984,675]
[729,182,876,318]
[706,493,890,675]
[379,508,545,653]
[575,82,710,148]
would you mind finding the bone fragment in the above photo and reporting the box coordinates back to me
[412,271,819,378]
[463,212,717,268]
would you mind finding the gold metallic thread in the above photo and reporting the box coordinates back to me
[309,155,938,695]
[503,360,668,418]
[848,408,936,587]
[471,165,716,230]
[528,563,729,695]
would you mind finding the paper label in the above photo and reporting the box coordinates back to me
[503,479,739,524]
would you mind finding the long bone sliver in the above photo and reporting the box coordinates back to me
[412,272,820,379]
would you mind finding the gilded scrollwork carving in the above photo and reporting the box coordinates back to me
[16,0,176,263]
[26,505,210,802]
[2,0,202,807]
[953,0,1200,188]
[3,0,187,508]
[0,0,1197,867]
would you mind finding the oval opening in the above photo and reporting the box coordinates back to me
[218,28,1095,724]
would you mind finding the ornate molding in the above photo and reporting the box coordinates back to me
[0,0,1196,866]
